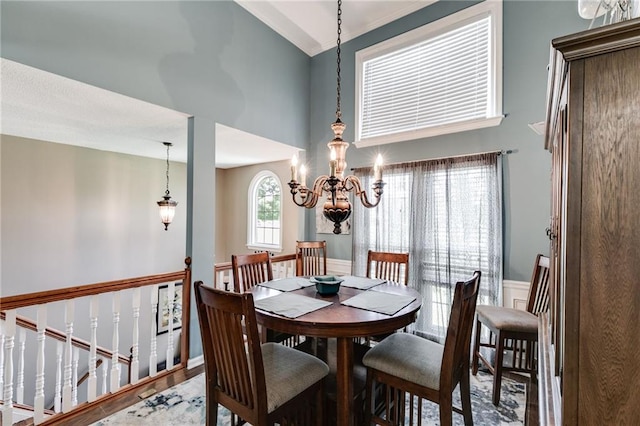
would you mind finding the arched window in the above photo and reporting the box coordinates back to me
[247,171,282,252]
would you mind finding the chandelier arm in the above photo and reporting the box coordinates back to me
[289,176,330,209]
[289,187,312,207]
[306,175,330,208]
[343,175,385,208]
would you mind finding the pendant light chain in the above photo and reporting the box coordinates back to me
[336,0,342,121]
[165,143,171,196]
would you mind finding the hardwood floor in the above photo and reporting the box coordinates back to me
[16,365,205,426]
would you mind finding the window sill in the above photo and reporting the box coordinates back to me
[246,244,282,253]
[354,115,504,149]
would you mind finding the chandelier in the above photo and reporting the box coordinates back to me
[288,0,384,235]
[157,142,178,231]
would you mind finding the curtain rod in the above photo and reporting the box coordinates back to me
[351,149,513,172]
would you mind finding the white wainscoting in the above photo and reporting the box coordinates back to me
[327,258,352,276]
[503,280,530,309]
[322,258,529,310]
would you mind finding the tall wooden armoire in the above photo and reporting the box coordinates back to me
[539,19,640,426]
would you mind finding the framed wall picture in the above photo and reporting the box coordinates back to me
[156,282,183,335]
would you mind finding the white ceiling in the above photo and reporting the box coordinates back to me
[0,59,300,168]
[0,1,433,167]
[236,0,434,56]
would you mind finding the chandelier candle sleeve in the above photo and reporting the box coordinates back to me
[299,164,307,187]
[374,154,383,181]
[291,155,298,181]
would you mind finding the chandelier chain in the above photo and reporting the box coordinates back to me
[336,0,342,120]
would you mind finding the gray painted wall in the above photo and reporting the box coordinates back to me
[308,0,588,281]
[1,0,310,358]
[1,135,188,293]
[0,0,594,367]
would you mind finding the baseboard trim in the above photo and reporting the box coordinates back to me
[187,355,204,369]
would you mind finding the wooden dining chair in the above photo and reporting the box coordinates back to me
[296,240,327,276]
[232,252,273,293]
[366,250,409,285]
[194,282,329,426]
[362,271,481,426]
[472,254,550,405]
[364,250,410,345]
[232,252,301,346]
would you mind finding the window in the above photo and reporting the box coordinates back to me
[355,1,503,147]
[247,171,282,252]
[352,153,502,340]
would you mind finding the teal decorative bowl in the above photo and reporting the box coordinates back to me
[311,276,343,296]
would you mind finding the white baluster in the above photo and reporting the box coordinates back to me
[101,357,108,396]
[110,291,121,392]
[149,285,158,377]
[54,341,63,413]
[62,300,74,412]
[34,305,47,424]
[0,332,4,392]
[131,287,141,383]
[273,262,281,278]
[16,328,26,404]
[2,310,16,426]
[216,270,224,290]
[0,323,4,395]
[165,282,175,370]
[87,295,99,402]
[72,346,79,406]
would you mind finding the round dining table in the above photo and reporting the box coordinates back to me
[251,280,422,426]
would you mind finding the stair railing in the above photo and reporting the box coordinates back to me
[0,258,191,426]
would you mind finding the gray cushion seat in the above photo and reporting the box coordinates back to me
[362,333,443,391]
[261,342,330,413]
[475,305,538,333]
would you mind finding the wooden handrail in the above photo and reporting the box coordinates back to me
[273,253,296,263]
[0,312,130,365]
[0,258,191,311]
[215,253,296,289]
[214,253,296,272]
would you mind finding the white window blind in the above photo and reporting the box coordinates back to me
[361,17,490,139]
[355,1,502,146]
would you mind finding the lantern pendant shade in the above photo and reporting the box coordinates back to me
[157,142,177,230]
[157,195,178,231]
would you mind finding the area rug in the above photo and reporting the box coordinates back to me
[93,368,525,425]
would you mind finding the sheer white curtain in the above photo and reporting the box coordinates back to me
[353,152,502,341]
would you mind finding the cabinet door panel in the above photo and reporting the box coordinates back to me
[578,46,640,425]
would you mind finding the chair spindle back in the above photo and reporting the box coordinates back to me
[366,250,410,285]
[526,254,551,315]
[194,282,267,424]
[295,241,327,277]
[232,252,274,293]
[442,271,481,388]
